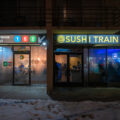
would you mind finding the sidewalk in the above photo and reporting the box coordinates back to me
[51,87,120,101]
[0,85,50,100]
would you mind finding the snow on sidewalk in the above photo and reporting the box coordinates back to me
[0,99,120,120]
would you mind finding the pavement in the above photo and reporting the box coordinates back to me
[1,85,120,101]
[51,87,120,101]
[0,84,50,100]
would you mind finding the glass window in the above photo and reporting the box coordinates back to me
[0,47,13,84]
[69,54,83,83]
[31,46,47,84]
[107,49,120,83]
[84,48,88,85]
[89,49,106,85]
[14,54,29,84]
[55,55,67,82]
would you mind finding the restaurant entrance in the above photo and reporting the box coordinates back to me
[54,47,120,87]
[54,52,83,86]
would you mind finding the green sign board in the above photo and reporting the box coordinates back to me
[30,35,37,43]
[3,61,8,67]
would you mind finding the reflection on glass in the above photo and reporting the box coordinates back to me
[69,55,82,83]
[55,55,67,82]
[14,54,29,84]
[107,49,120,83]
[89,49,106,84]
[0,47,13,84]
[31,46,47,84]
[84,48,88,84]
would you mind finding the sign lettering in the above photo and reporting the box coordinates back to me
[56,35,120,44]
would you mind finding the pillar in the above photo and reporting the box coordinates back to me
[46,0,54,94]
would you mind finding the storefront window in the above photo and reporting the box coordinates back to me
[0,47,13,84]
[31,46,47,84]
[55,55,67,82]
[107,49,120,83]
[89,49,106,85]
[54,47,120,87]
[84,48,88,85]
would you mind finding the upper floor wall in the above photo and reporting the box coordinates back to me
[0,0,45,27]
[52,0,120,28]
[0,0,120,28]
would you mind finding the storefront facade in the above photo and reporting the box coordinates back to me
[53,33,120,87]
[0,30,47,85]
[1,29,120,91]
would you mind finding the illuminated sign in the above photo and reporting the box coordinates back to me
[56,35,120,44]
[3,61,8,67]
[30,35,37,43]
[3,61,12,67]
[14,36,21,42]
[0,35,40,44]
[89,35,119,44]
[57,35,87,44]
[22,35,29,42]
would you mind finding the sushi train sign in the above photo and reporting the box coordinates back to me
[56,35,119,44]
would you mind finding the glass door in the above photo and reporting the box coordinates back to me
[69,54,83,83]
[54,53,83,85]
[13,52,30,85]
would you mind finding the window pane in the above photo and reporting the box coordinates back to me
[55,55,67,82]
[107,49,120,83]
[69,54,82,83]
[31,46,47,84]
[89,49,106,85]
[84,48,88,85]
[14,54,29,84]
[0,47,13,84]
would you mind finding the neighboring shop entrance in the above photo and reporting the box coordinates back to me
[13,51,31,85]
[0,33,47,85]
[54,53,83,86]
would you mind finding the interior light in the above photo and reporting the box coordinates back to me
[37,58,40,61]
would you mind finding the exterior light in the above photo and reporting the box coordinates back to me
[42,42,47,46]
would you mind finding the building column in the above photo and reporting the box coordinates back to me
[46,0,53,94]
